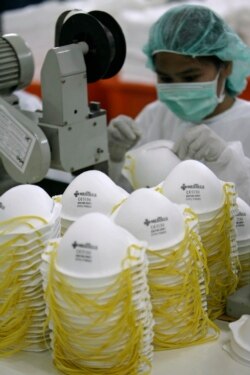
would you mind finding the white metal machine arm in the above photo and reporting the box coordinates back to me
[39,42,108,173]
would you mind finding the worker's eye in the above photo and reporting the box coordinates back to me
[158,75,173,83]
[158,74,201,83]
[183,75,201,82]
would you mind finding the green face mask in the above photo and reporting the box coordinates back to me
[156,73,225,123]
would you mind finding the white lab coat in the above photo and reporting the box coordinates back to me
[132,98,250,204]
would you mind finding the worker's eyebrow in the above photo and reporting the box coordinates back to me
[155,67,202,76]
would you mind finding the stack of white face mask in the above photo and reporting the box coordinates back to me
[223,314,250,367]
[59,170,129,235]
[41,213,154,375]
[113,188,219,350]
[122,140,180,190]
[235,197,250,288]
[0,184,61,355]
[161,159,240,320]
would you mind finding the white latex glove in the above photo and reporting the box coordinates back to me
[108,115,141,162]
[172,124,227,162]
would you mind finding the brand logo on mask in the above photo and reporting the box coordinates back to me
[0,202,5,210]
[236,212,246,217]
[144,216,168,226]
[72,241,98,250]
[181,183,205,191]
[74,190,97,198]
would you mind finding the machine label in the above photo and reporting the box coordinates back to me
[0,105,36,172]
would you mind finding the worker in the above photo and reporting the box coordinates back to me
[108,4,250,204]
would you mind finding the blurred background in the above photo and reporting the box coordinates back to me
[2,0,250,120]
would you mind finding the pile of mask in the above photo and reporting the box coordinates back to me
[113,188,219,349]
[223,314,250,367]
[0,184,61,356]
[160,159,240,320]
[235,197,250,288]
[41,213,154,374]
[58,170,128,235]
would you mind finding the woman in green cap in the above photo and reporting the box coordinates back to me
[108,4,250,204]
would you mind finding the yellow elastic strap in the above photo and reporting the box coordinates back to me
[111,197,128,215]
[0,269,37,357]
[44,244,152,375]
[52,195,62,203]
[123,155,138,189]
[0,215,48,236]
[201,182,240,320]
[147,223,219,350]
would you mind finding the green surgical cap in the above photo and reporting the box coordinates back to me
[143,4,250,96]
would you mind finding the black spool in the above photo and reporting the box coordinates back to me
[55,10,126,83]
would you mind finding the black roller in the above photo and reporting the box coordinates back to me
[88,10,126,79]
[54,9,75,47]
[55,10,126,83]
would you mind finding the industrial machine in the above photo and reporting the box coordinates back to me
[0,10,126,187]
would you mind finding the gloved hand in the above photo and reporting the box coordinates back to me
[172,124,227,162]
[108,115,141,162]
